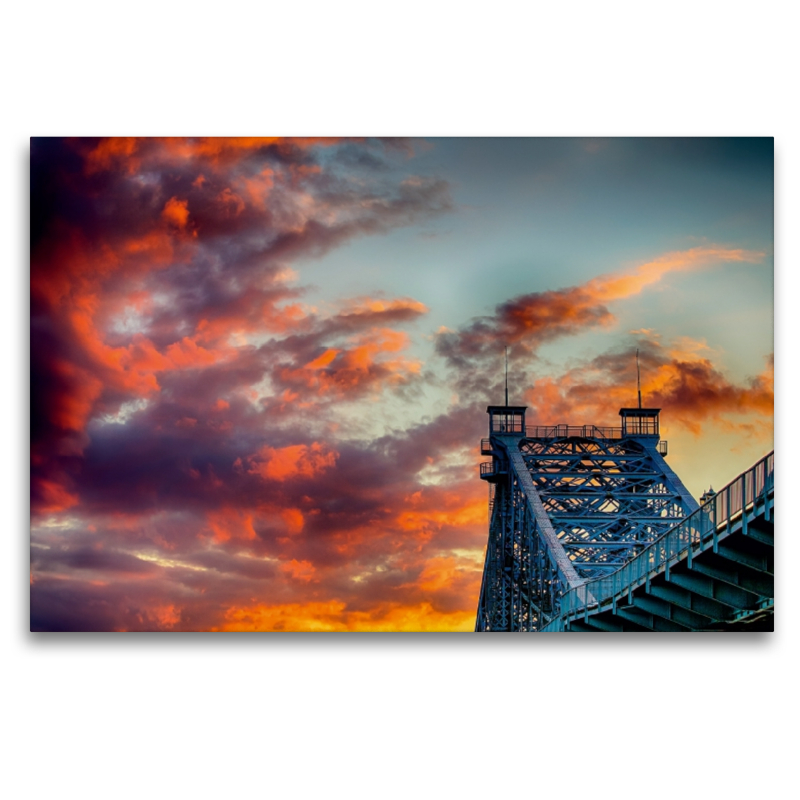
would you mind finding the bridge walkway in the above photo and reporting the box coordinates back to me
[542,453,774,632]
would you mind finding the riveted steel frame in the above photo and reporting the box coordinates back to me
[475,468,567,631]
[518,435,697,580]
[476,429,698,632]
[540,451,774,631]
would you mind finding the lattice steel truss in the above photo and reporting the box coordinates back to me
[476,469,564,631]
[476,406,698,631]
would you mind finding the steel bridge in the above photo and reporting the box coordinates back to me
[476,405,774,632]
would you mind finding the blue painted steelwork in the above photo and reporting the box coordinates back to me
[542,452,774,631]
[476,406,581,630]
[475,405,774,632]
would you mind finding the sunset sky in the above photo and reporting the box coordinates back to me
[30,137,774,632]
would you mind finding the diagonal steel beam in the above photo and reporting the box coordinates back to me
[503,437,584,589]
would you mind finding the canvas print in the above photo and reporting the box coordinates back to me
[30,137,774,632]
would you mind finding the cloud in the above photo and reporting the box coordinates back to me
[246,443,338,482]
[161,196,191,230]
[218,600,476,632]
[31,137,486,632]
[522,337,774,437]
[29,391,490,631]
[436,246,765,374]
[31,137,451,526]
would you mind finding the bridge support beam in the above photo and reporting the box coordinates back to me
[632,595,707,631]
[666,571,761,612]
[614,607,692,632]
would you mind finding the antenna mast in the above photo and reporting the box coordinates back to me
[636,348,642,409]
[504,346,509,407]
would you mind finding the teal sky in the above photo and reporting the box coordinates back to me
[303,137,772,337]
[296,138,773,481]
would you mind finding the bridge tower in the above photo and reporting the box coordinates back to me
[476,405,698,631]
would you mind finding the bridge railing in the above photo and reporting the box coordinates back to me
[480,460,508,478]
[555,451,774,622]
[527,425,624,440]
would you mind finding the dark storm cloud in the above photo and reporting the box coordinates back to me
[31,544,159,576]
[29,137,494,631]
[29,399,487,632]
[30,137,453,518]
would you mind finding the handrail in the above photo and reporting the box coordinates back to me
[527,425,625,440]
[480,461,506,476]
[552,451,774,624]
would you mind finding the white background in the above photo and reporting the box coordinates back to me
[4,2,797,798]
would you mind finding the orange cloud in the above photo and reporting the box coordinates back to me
[71,322,233,406]
[48,359,105,433]
[339,296,428,319]
[585,246,765,303]
[273,328,422,403]
[247,443,338,482]
[217,188,246,217]
[162,197,190,229]
[396,493,486,537]
[416,557,468,594]
[438,245,767,367]
[219,600,475,632]
[239,168,275,211]
[84,137,140,174]
[281,508,305,536]
[192,296,307,346]
[153,604,181,629]
[157,137,341,165]
[81,137,344,176]
[304,349,339,370]
[206,509,259,543]
[280,559,316,582]
[35,478,80,513]
[31,219,210,448]
[524,339,773,439]
[31,137,476,631]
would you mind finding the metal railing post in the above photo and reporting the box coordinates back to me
[742,473,749,536]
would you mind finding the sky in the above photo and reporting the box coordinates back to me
[29,136,774,632]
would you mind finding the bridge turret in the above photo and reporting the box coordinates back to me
[487,405,527,436]
[619,407,660,437]
[480,406,527,482]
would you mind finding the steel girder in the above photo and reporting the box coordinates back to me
[519,436,697,580]
[476,430,698,631]
[544,452,775,631]
[475,468,566,631]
